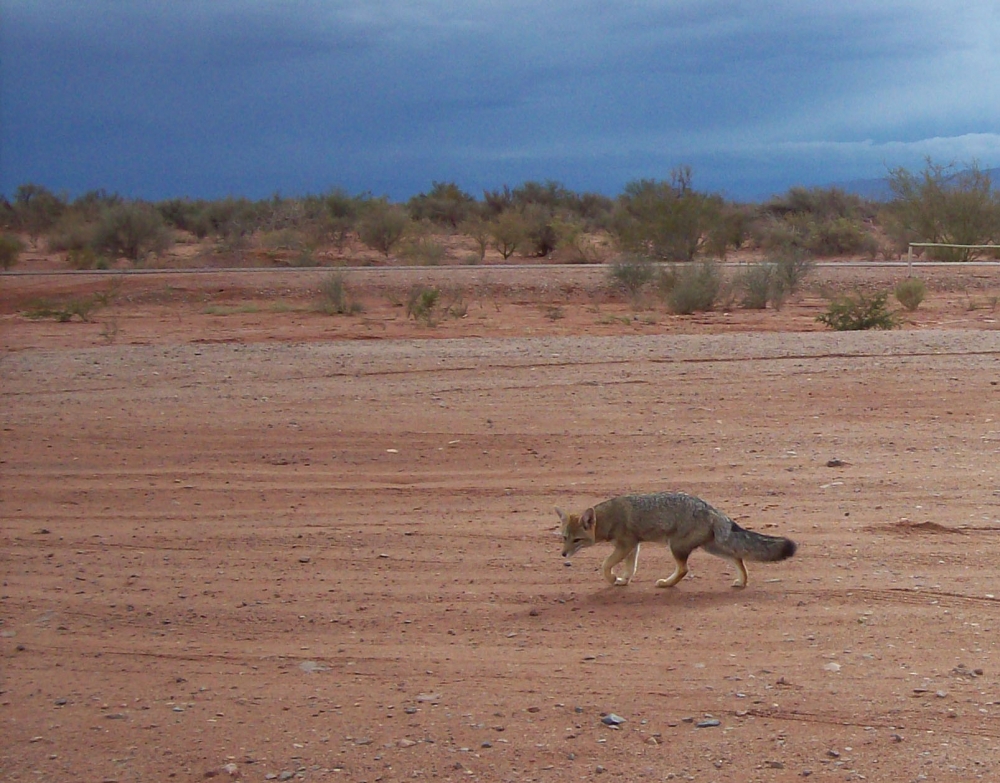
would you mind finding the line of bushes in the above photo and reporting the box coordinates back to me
[2,160,999,271]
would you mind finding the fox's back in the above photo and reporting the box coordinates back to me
[598,492,722,544]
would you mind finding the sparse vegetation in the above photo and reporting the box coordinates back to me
[489,211,528,260]
[406,285,441,325]
[736,263,779,310]
[358,202,408,257]
[4,157,999,282]
[884,160,1000,261]
[316,273,362,315]
[608,254,655,301]
[614,168,730,262]
[771,248,816,295]
[817,290,899,331]
[666,261,722,314]
[398,236,446,266]
[24,296,99,322]
[93,202,172,263]
[0,233,23,270]
[894,277,927,311]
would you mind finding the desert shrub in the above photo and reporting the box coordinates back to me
[407,182,476,228]
[771,248,816,295]
[608,254,655,300]
[12,183,66,243]
[316,273,362,315]
[459,216,491,262]
[24,296,98,322]
[406,285,440,325]
[554,217,603,263]
[358,202,408,257]
[666,260,722,314]
[817,290,899,331]
[157,197,216,237]
[614,169,728,262]
[763,186,869,221]
[807,216,878,257]
[0,233,24,270]
[754,213,876,258]
[521,204,559,257]
[703,205,751,259]
[884,160,1000,261]
[895,277,927,311]
[654,264,679,298]
[489,210,528,260]
[260,229,304,252]
[66,246,110,270]
[736,263,780,310]
[93,202,172,262]
[46,212,98,253]
[398,237,446,266]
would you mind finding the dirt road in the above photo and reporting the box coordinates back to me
[3,270,1000,781]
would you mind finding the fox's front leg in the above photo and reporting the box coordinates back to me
[601,544,631,585]
[615,544,641,585]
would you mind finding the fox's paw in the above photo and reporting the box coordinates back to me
[655,578,677,588]
[731,581,747,589]
[613,577,631,587]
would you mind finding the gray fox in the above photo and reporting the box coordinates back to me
[557,492,796,588]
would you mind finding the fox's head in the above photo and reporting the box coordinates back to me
[556,506,597,557]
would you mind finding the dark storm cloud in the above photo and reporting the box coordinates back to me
[2,0,998,200]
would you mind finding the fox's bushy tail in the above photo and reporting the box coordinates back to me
[710,516,796,562]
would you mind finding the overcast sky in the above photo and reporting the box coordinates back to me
[2,1,999,202]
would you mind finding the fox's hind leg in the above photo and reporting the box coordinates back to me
[655,549,689,588]
[705,541,748,588]
[601,544,632,585]
[614,544,640,586]
[728,557,748,589]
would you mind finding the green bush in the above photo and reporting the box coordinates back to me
[66,246,109,270]
[406,285,440,325]
[771,248,816,295]
[407,182,476,228]
[736,263,778,310]
[459,216,490,262]
[894,277,927,311]
[399,237,446,266]
[817,290,899,331]
[0,233,24,270]
[614,169,728,262]
[521,203,559,257]
[489,211,528,260]
[93,202,171,262]
[316,273,362,315]
[24,296,98,322]
[358,202,408,257]
[884,160,1000,261]
[13,183,66,243]
[807,216,878,257]
[46,212,98,253]
[666,261,722,314]
[608,254,655,300]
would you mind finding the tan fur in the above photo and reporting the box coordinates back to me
[556,492,795,589]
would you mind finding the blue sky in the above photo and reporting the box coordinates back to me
[2,1,999,202]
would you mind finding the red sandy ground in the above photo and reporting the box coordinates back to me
[3,262,1000,782]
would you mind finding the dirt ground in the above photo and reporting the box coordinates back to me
[3,264,1000,782]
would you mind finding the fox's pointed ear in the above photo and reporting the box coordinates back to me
[580,507,596,531]
[555,507,569,524]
